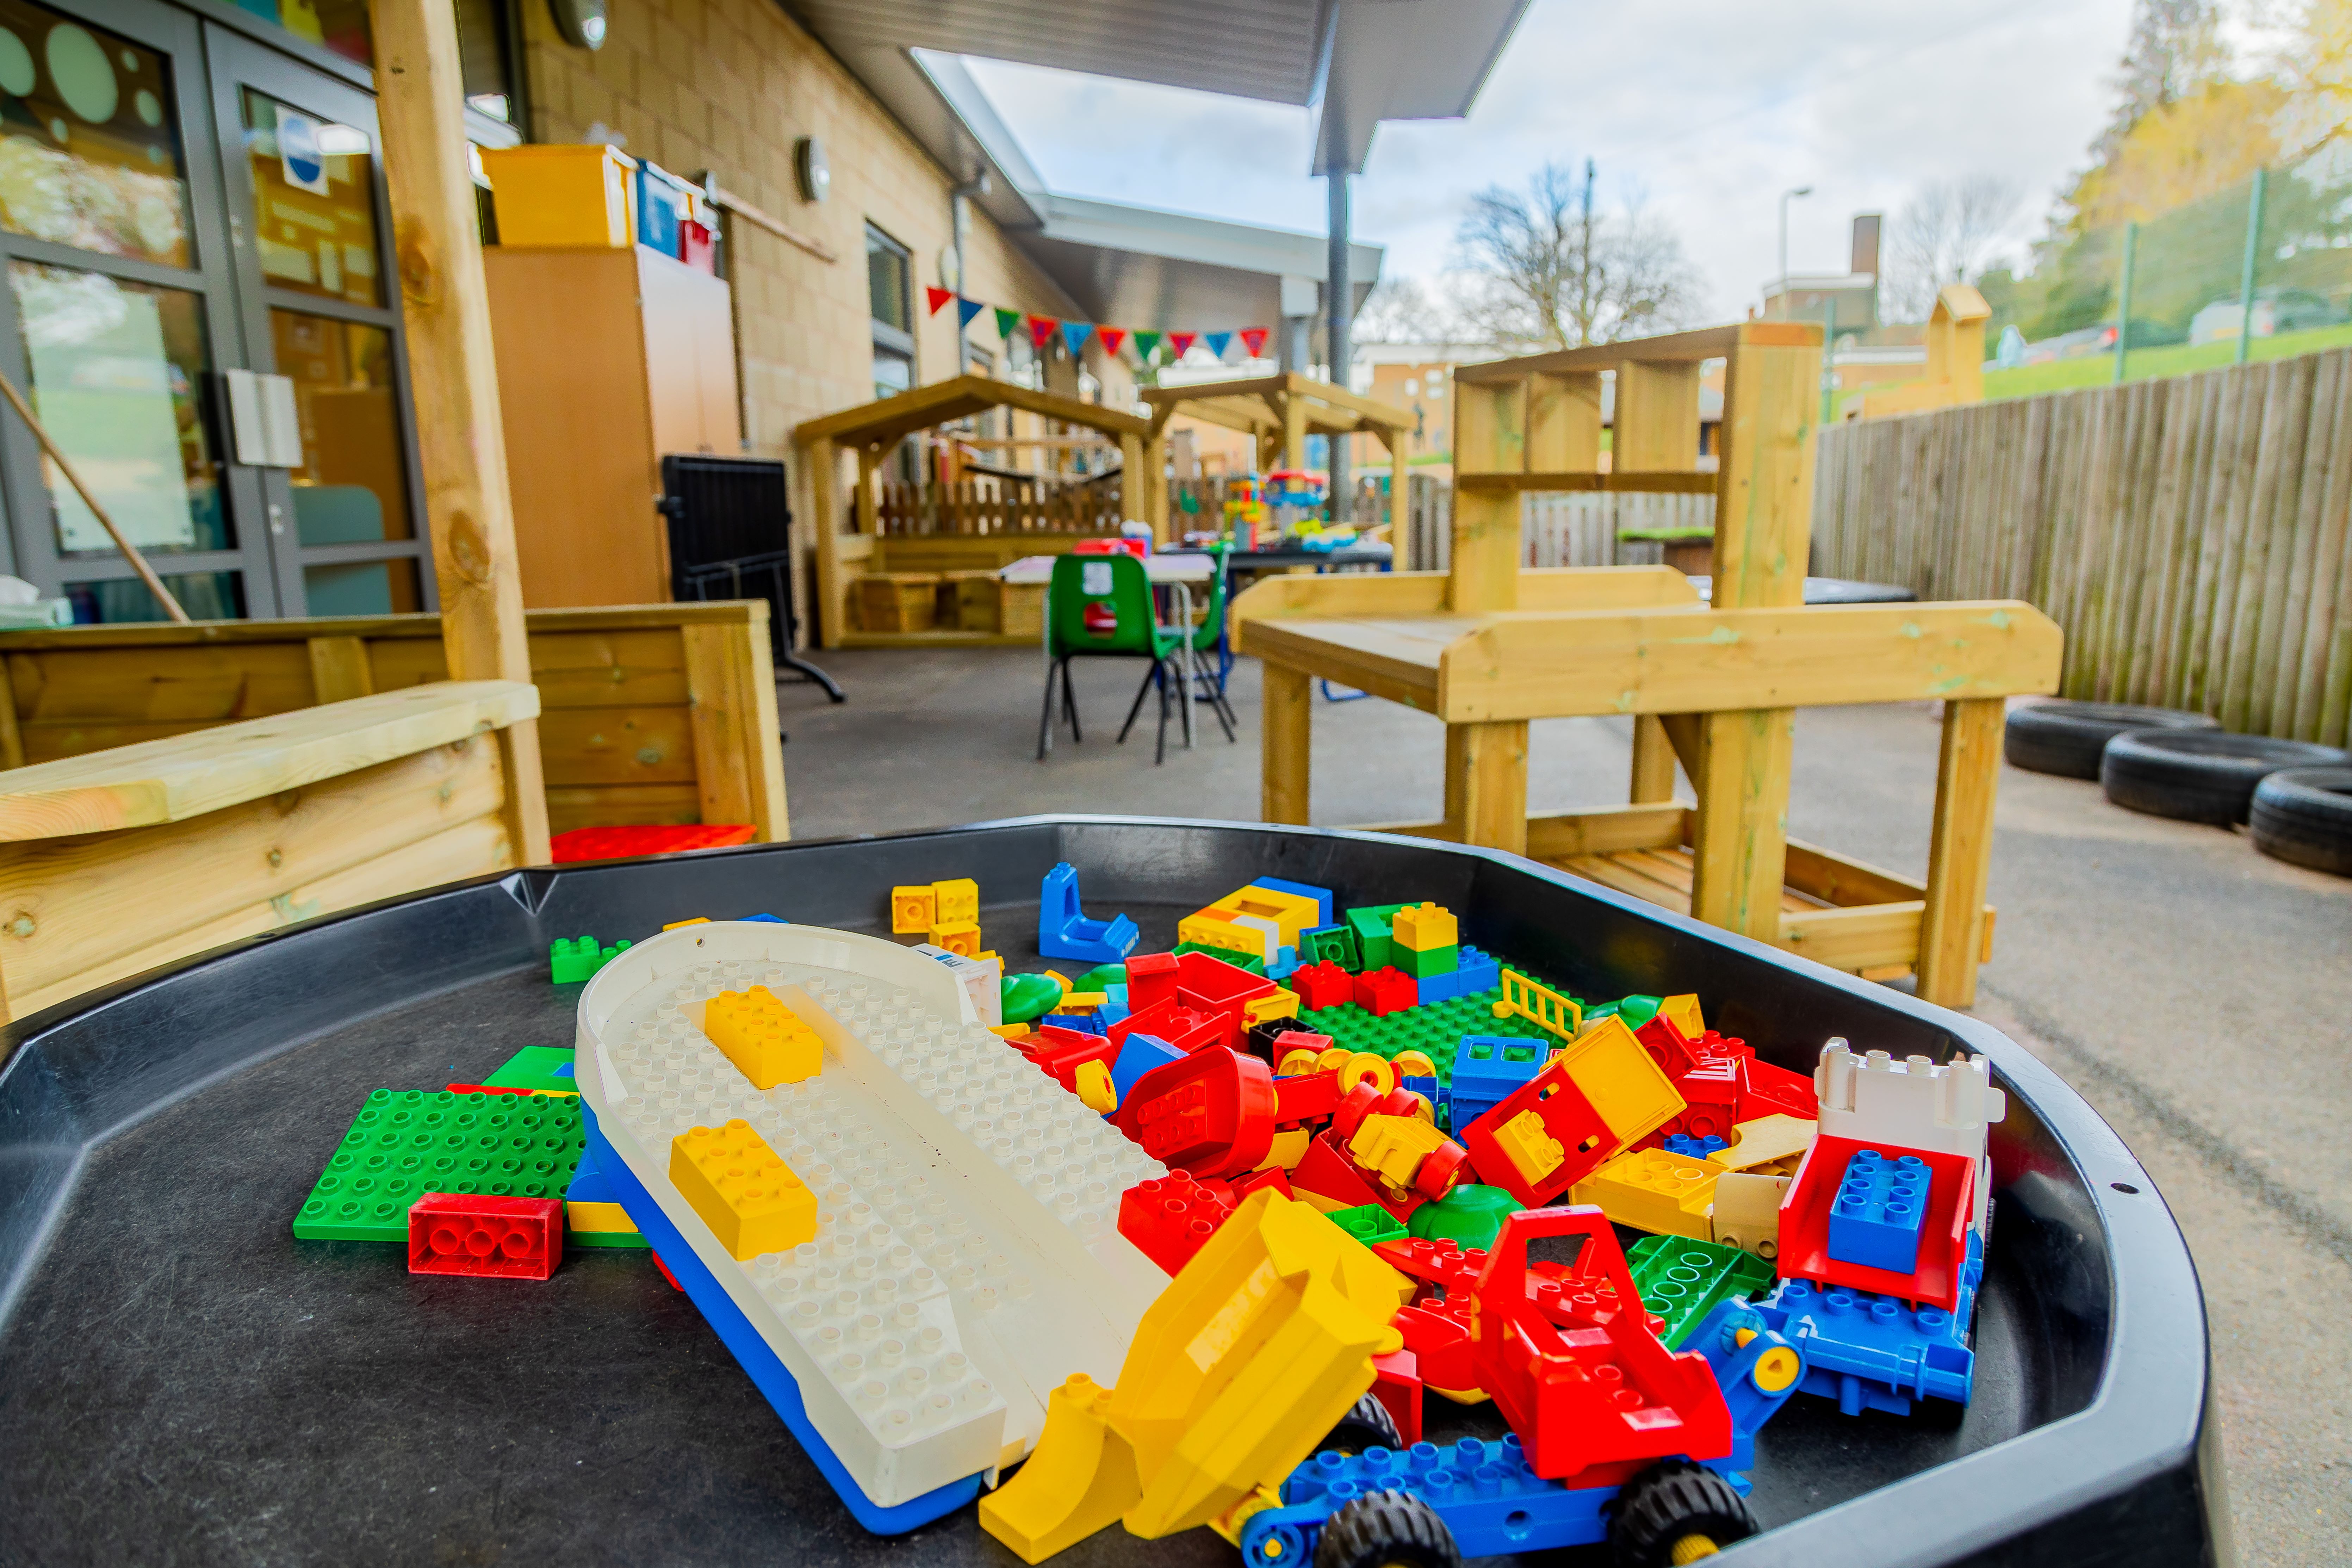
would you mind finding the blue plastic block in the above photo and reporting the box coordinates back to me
[635,166,684,254]
[1047,1008,1108,1037]
[566,1141,616,1203]
[1266,946,1301,982]
[1400,1074,1447,1129]
[1112,1031,1185,1104]
[1250,876,1334,926]
[1416,944,1499,1005]
[1038,862,1140,963]
[744,913,789,924]
[585,1111,984,1532]
[1663,1134,1730,1160]
[1826,1148,1933,1274]
[1751,1234,1980,1418]
[1098,985,1130,1026]
[1448,1034,1549,1128]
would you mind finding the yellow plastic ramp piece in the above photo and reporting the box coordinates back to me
[1107,1189,1401,1539]
[978,1374,1141,1564]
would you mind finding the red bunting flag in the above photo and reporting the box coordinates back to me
[924,286,955,316]
[1168,331,1199,360]
[1097,327,1127,357]
[1028,314,1058,348]
[1240,327,1270,358]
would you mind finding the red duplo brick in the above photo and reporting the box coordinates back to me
[1117,1172,1235,1275]
[1124,951,1181,1010]
[1634,1016,1700,1079]
[1272,1069,1341,1126]
[1290,961,1354,1010]
[1353,967,1418,1016]
[1108,997,1223,1055]
[1113,1047,1277,1177]
[409,1193,564,1281]
[1372,1348,1424,1446]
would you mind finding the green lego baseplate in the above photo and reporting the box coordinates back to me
[1295,984,1571,1082]
[482,1045,577,1093]
[1627,1234,1776,1348]
[293,1089,587,1242]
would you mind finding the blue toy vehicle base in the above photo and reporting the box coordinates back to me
[585,1113,985,1533]
[1755,1233,1981,1419]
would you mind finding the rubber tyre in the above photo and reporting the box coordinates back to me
[2100,730,2350,825]
[1313,1490,1459,1568]
[2004,701,2217,779]
[1318,1393,1402,1457]
[1607,1458,1759,1568]
[2249,767,2352,875]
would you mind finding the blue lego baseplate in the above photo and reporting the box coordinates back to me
[1753,1231,1983,1418]
[583,1110,985,1533]
[1826,1148,1932,1275]
[1238,1434,1748,1567]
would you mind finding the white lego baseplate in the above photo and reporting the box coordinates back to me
[575,921,1170,1509]
[1815,1038,2005,1233]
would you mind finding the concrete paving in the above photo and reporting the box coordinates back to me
[780,645,2352,1566]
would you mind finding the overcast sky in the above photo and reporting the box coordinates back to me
[963,0,2154,327]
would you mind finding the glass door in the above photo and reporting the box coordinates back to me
[205,22,427,617]
[0,0,279,618]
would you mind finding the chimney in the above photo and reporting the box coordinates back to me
[1851,214,1882,278]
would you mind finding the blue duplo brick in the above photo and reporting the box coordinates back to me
[1826,1147,1932,1274]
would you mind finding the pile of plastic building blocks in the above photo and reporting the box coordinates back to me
[284,863,2006,1567]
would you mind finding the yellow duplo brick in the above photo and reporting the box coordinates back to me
[1241,990,1299,1027]
[663,917,710,930]
[1721,1114,1816,1173]
[929,920,981,957]
[670,1120,817,1259]
[1492,1109,1566,1185]
[1554,1015,1684,1156]
[1389,902,1458,953]
[1219,884,1322,946]
[1657,993,1705,1038]
[978,1374,1141,1563]
[1074,1059,1117,1113]
[566,1200,639,1235]
[1346,1114,1448,1193]
[1568,1146,1733,1239]
[890,885,937,934]
[703,985,823,1089]
[1178,910,1277,962]
[932,877,979,922]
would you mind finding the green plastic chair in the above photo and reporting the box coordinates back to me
[1164,546,1237,742]
[1038,553,1185,763]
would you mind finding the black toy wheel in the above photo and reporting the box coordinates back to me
[1314,1490,1459,1568]
[1607,1458,1760,1566]
[1318,1392,1403,1457]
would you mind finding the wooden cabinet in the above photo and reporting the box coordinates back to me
[486,245,743,608]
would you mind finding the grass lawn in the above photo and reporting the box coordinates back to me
[1831,322,2352,419]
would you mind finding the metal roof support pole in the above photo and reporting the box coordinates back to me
[1325,168,1352,517]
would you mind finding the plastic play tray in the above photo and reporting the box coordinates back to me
[0,817,2227,1565]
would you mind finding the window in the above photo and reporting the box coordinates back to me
[454,0,521,124]
[866,224,911,397]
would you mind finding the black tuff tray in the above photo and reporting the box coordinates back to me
[0,817,2227,1566]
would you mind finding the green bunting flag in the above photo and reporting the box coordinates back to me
[993,306,1022,341]
[1131,329,1163,361]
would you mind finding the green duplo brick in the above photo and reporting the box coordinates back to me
[293,1089,586,1242]
[483,1046,577,1092]
[1397,943,1457,980]
[1627,1234,1775,1349]
[1342,904,1405,973]
[1325,1203,1409,1246]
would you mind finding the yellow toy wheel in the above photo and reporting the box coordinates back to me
[1751,1345,1801,1394]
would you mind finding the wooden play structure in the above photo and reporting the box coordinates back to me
[796,376,1152,649]
[0,0,782,1023]
[1233,321,2063,1007]
[1139,374,1415,556]
[1847,284,1992,420]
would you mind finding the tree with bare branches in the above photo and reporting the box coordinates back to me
[1881,176,2021,322]
[1451,159,1702,349]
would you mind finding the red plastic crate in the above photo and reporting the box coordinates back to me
[408,1193,563,1281]
[550,824,755,863]
[1775,1132,1976,1309]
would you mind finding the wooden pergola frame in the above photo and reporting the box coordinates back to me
[1233,321,2065,1008]
[1139,373,1415,556]
[795,375,1155,650]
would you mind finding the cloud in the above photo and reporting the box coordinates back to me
[963,0,2138,318]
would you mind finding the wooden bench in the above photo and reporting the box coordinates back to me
[0,682,537,1022]
[0,602,786,841]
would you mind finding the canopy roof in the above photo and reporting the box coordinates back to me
[1142,372,1412,441]
[795,375,1152,450]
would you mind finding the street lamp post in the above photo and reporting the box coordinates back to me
[1778,184,1813,304]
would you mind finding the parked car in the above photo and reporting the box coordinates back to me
[2188,288,2346,345]
[2017,318,2182,363]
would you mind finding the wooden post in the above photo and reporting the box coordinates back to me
[306,636,374,703]
[683,614,790,842]
[1449,378,1527,613]
[1629,715,1677,801]
[1689,707,1793,940]
[1453,721,1528,855]
[1141,429,1168,542]
[1119,430,1146,527]
[855,445,879,538]
[1281,388,1307,472]
[1262,661,1312,825]
[1917,698,2004,1007]
[1613,361,1702,471]
[809,440,842,649]
[1526,372,1603,470]
[1388,429,1409,565]
[367,0,550,865]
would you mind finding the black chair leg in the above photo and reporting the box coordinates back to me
[1116,659,1159,744]
[1036,658,1058,760]
[1154,658,1171,764]
[1198,670,1237,742]
[1062,657,1082,742]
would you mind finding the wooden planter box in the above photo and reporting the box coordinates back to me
[857,573,941,633]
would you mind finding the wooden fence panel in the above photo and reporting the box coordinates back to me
[1814,345,2352,743]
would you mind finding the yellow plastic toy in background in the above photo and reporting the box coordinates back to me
[1658,992,1706,1038]
[662,917,710,930]
[1242,991,1299,1027]
[669,1120,817,1259]
[1074,1059,1117,1113]
[929,920,982,956]
[1554,1014,1686,1159]
[1568,1145,1735,1239]
[1392,1049,1439,1080]
[1491,966,1584,1042]
[978,1374,1142,1564]
[1389,902,1458,953]
[932,877,980,923]
[702,986,822,1089]
[1346,1114,1459,1199]
[1337,1052,1396,1096]
[890,885,937,933]
[1276,1048,1322,1077]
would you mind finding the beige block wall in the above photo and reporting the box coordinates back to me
[516,0,1139,643]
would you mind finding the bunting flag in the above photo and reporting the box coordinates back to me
[941,299,1268,369]
[1168,331,1199,360]
[956,296,985,330]
[1096,326,1126,357]
[1060,320,1094,356]
[1131,329,1161,361]
[1204,330,1233,360]
[994,306,1023,340]
[924,286,955,317]
[1240,327,1269,358]
[1027,314,1059,349]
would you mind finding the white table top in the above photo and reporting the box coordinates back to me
[998,553,1215,585]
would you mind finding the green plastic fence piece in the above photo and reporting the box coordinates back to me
[292,1089,586,1242]
[1325,1203,1409,1247]
[1627,1234,1776,1349]
[1407,1184,1522,1252]
[483,1046,577,1093]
